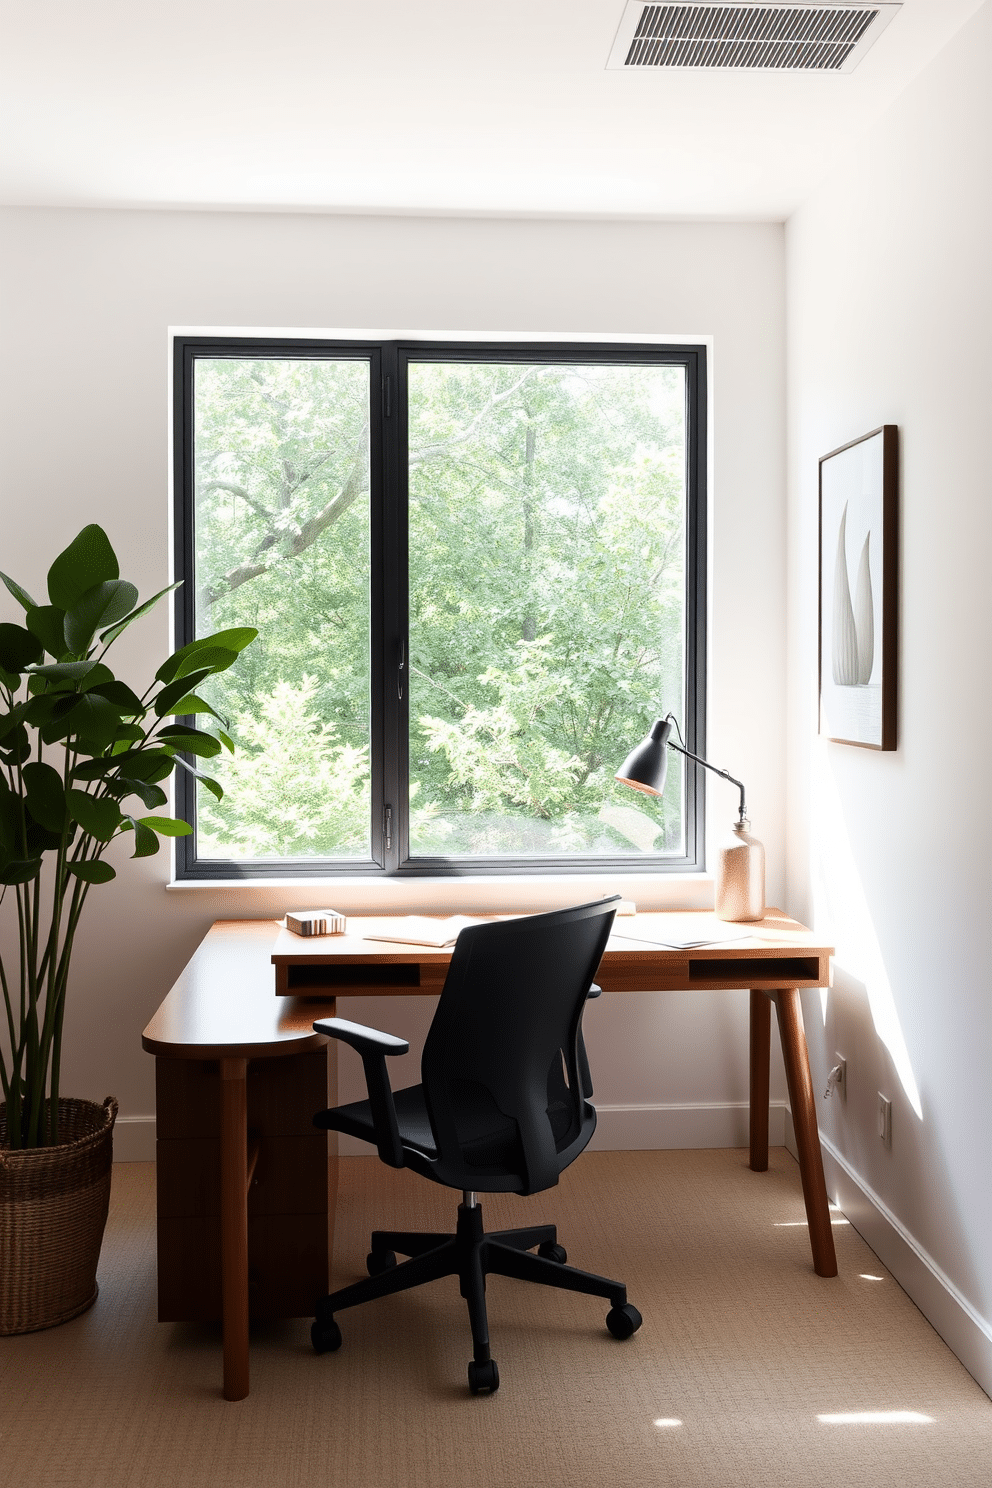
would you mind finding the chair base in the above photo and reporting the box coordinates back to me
[312,1199,639,1394]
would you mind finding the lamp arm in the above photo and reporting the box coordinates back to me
[666,738,747,824]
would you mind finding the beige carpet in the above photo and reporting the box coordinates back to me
[2,1148,990,1488]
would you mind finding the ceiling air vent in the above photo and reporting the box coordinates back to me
[607,2,902,72]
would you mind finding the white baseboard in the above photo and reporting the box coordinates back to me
[587,1100,786,1150]
[113,1116,157,1163]
[786,1118,992,1402]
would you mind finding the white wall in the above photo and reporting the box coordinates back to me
[786,0,992,1394]
[0,207,787,1152]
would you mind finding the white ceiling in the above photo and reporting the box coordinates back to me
[0,0,983,220]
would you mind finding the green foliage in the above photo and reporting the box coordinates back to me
[191,355,686,860]
[0,526,256,1148]
[418,642,585,818]
[197,678,368,859]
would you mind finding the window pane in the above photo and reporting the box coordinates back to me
[191,357,372,860]
[407,361,686,858]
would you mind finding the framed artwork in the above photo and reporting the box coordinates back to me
[818,425,898,750]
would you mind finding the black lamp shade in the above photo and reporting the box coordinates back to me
[614,718,673,796]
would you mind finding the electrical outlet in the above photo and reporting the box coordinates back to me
[877,1093,892,1147]
[834,1054,847,1100]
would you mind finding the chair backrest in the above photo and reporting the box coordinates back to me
[421,897,619,1194]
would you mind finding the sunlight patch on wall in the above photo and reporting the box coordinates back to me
[810,740,922,1118]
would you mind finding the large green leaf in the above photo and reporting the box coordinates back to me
[88,679,145,714]
[0,570,38,612]
[0,728,30,765]
[153,669,213,717]
[64,695,125,753]
[139,815,193,837]
[72,747,175,784]
[156,724,222,758]
[109,723,145,747]
[0,857,43,885]
[155,628,257,684]
[174,647,237,679]
[66,858,116,884]
[111,777,169,810]
[129,819,161,857]
[157,692,225,725]
[0,623,44,675]
[71,754,123,781]
[25,820,64,855]
[66,789,122,842]
[64,580,139,656]
[0,700,31,742]
[23,761,66,834]
[22,694,58,727]
[47,525,120,611]
[172,753,224,801]
[27,659,102,683]
[25,605,70,661]
[98,580,182,648]
[40,695,85,745]
[135,755,175,784]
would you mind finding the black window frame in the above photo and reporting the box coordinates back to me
[172,335,707,880]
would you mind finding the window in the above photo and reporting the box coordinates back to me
[172,337,706,878]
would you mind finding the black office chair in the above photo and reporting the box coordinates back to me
[310,896,641,1395]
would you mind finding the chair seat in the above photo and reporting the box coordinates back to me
[318,1084,439,1158]
[318,1079,542,1175]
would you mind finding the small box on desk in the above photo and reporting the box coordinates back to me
[284,910,346,937]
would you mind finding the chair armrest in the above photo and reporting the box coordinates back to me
[313,1016,410,1057]
[312,1017,409,1168]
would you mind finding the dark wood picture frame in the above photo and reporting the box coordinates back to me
[818,425,898,750]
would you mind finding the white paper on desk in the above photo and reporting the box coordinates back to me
[361,915,480,948]
[611,920,754,950]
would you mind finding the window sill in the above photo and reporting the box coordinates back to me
[165,871,715,915]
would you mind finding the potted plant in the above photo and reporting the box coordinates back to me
[0,524,255,1333]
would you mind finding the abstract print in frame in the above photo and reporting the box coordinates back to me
[818,426,898,750]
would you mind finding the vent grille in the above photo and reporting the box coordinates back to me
[611,4,898,71]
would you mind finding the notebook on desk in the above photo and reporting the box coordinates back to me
[610,918,754,951]
[361,915,481,948]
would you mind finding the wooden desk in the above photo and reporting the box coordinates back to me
[142,922,337,1400]
[143,907,834,1401]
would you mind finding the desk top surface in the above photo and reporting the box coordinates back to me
[142,909,832,1059]
[269,907,827,964]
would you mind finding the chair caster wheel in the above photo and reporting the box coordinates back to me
[538,1242,567,1264]
[367,1249,397,1276]
[468,1358,500,1395]
[606,1303,642,1340]
[311,1317,342,1354]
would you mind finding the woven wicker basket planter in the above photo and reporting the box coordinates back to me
[0,1096,117,1335]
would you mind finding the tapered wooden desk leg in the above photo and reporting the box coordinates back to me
[772,990,838,1278]
[220,1057,250,1401]
[749,990,770,1172]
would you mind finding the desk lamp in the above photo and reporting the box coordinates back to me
[615,715,765,922]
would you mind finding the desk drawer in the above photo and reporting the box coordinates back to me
[155,1050,329,1139]
[156,1133,329,1219]
[275,961,449,996]
[156,1211,330,1322]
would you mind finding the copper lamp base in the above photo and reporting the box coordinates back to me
[715,821,765,922]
